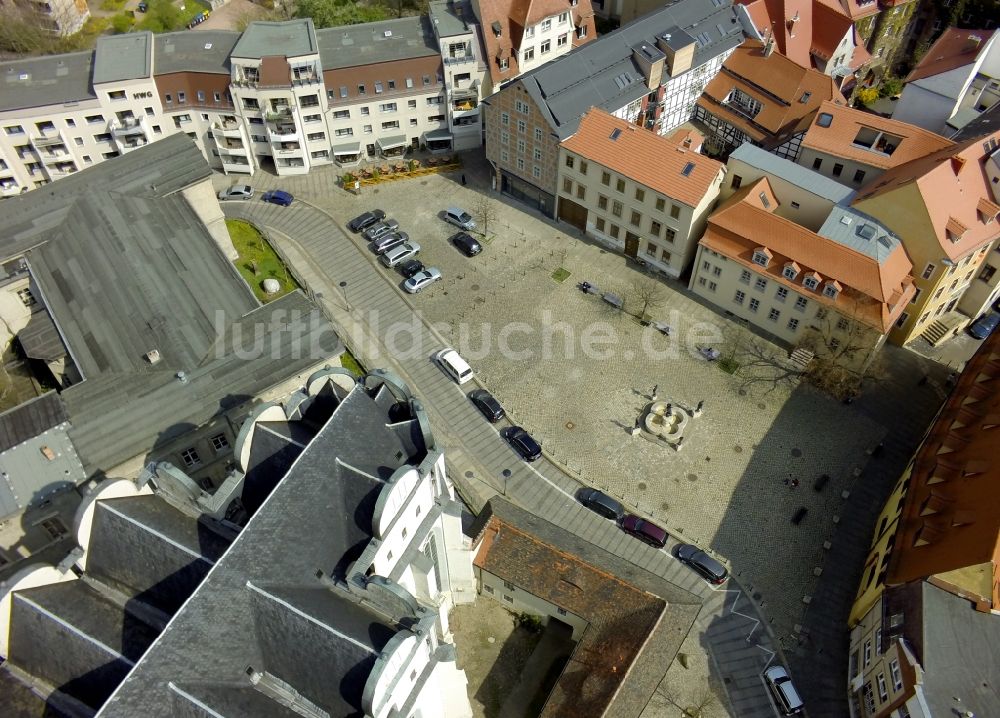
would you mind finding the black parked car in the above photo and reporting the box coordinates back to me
[451,231,482,257]
[347,209,386,233]
[469,389,505,423]
[675,543,729,584]
[397,259,425,279]
[501,426,542,462]
[577,488,625,521]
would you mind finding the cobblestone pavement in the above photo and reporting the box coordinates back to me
[214,152,951,714]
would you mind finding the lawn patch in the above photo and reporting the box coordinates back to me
[551,267,571,283]
[227,219,299,303]
[339,349,365,377]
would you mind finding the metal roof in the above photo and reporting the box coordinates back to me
[817,205,901,264]
[316,16,439,70]
[153,30,240,75]
[0,52,96,112]
[428,0,475,37]
[232,19,318,59]
[513,0,745,140]
[93,33,152,84]
[729,143,856,204]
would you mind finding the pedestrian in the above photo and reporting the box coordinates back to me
[461,174,467,186]
[652,384,659,399]
[696,400,704,412]
[790,478,800,488]
[783,478,790,486]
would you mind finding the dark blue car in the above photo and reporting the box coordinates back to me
[262,190,293,206]
[968,312,1000,340]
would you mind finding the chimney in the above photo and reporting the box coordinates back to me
[967,34,983,52]
[632,42,665,91]
[656,29,696,77]
[764,32,776,57]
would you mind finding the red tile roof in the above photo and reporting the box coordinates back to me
[801,100,955,170]
[561,109,724,207]
[697,40,844,148]
[906,28,996,83]
[853,130,1000,261]
[703,178,915,331]
[814,0,881,21]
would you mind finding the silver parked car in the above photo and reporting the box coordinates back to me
[403,267,442,293]
[363,218,400,241]
[379,241,421,268]
[372,231,410,255]
[218,184,254,200]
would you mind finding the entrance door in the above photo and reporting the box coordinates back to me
[624,232,640,258]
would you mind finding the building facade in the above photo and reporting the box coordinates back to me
[0,15,487,196]
[482,0,746,216]
[557,109,725,277]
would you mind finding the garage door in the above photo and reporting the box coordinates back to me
[557,196,587,231]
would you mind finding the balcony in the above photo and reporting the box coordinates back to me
[37,147,73,164]
[119,137,149,153]
[1,181,21,197]
[451,98,479,117]
[212,120,243,139]
[217,138,248,154]
[45,163,78,179]
[444,54,477,67]
[30,128,65,148]
[110,116,147,138]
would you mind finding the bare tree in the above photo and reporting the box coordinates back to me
[658,683,720,718]
[471,194,499,239]
[0,6,58,56]
[629,275,668,320]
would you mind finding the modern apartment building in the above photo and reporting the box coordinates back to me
[797,100,955,188]
[694,37,844,159]
[0,14,486,196]
[482,0,747,216]
[557,109,725,277]
[851,130,1000,345]
[846,331,1000,718]
[689,172,914,365]
[471,0,597,94]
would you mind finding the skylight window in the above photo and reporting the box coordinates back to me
[681,162,695,176]
[817,112,833,128]
[609,128,621,141]
[799,91,812,104]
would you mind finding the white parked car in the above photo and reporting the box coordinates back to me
[403,267,442,294]
[218,184,254,200]
[380,241,421,268]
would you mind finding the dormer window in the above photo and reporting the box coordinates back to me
[498,57,509,71]
[782,262,800,280]
[823,280,842,299]
[945,217,967,243]
[803,272,821,291]
[492,20,502,38]
[752,247,772,267]
[978,197,999,224]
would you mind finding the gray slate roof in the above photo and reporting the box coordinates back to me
[730,143,856,204]
[950,102,1000,142]
[94,32,152,84]
[817,205,902,263]
[316,16,439,69]
[429,0,476,38]
[102,380,439,717]
[17,309,66,362]
[232,19,318,59]
[920,582,1000,718]
[512,0,745,140]
[153,30,240,75]
[0,391,67,454]
[0,51,96,112]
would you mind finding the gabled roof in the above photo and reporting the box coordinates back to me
[703,178,914,330]
[814,0,880,21]
[506,0,745,140]
[696,39,844,147]
[561,109,724,207]
[802,100,956,170]
[471,498,702,718]
[905,28,996,83]
[853,130,1000,261]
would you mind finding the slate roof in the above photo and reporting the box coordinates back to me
[17,309,66,363]
[0,134,342,476]
[561,108,724,207]
[0,391,67,454]
[316,16,439,69]
[950,102,1000,142]
[729,142,855,202]
[508,0,745,140]
[102,379,441,717]
[802,100,955,170]
[428,0,477,37]
[696,39,844,147]
[232,19,318,59]
[0,52,96,112]
[153,30,240,75]
[93,32,152,84]
[905,28,995,83]
[471,498,702,718]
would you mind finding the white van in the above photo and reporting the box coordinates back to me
[764,666,804,715]
[434,348,474,384]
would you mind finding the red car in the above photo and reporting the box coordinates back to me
[620,514,667,548]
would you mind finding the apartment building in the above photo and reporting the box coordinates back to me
[851,131,1000,346]
[557,109,724,277]
[797,100,955,188]
[482,0,746,216]
[892,28,1000,136]
[846,332,1000,718]
[0,16,486,195]
[472,0,597,94]
[694,37,844,159]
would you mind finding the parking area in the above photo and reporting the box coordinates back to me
[213,154,946,651]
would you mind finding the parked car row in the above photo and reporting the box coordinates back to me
[217,184,297,207]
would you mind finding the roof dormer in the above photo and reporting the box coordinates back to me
[752,247,772,267]
[782,261,800,280]
[822,280,842,299]
[978,197,1000,225]
[803,272,821,291]
[946,216,968,243]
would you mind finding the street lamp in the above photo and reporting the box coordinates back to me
[339,280,351,311]
[501,468,511,496]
